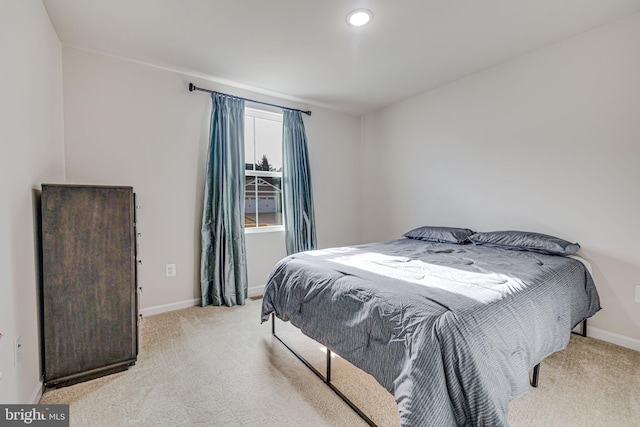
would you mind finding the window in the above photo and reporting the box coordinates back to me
[244,107,283,232]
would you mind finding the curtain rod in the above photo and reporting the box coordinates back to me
[188,83,312,116]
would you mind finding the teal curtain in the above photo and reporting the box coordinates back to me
[200,93,247,306]
[282,110,317,255]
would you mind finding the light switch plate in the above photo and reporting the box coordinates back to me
[635,285,640,303]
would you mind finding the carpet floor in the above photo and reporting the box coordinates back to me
[40,299,640,426]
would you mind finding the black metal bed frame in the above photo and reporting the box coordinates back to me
[271,313,378,426]
[273,313,588,424]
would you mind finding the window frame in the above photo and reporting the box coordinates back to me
[244,107,284,234]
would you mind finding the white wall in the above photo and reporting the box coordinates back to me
[0,0,65,403]
[362,13,640,346]
[61,47,363,312]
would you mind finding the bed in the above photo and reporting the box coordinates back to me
[260,229,601,426]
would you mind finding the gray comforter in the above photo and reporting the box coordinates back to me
[260,239,601,426]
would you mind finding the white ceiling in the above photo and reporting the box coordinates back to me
[43,0,640,115]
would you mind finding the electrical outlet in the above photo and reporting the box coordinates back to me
[165,264,176,277]
[635,285,640,304]
[14,336,22,365]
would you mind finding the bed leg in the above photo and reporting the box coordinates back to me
[326,348,332,383]
[571,318,588,337]
[531,363,540,388]
[271,313,275,335]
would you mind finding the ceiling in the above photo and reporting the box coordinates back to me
[43,0,640,115]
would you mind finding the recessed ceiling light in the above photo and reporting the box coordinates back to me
[346,9,373,27]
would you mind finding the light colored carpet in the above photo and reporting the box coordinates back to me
[40,299,640,426]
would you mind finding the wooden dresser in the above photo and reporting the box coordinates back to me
[41,184,138,387]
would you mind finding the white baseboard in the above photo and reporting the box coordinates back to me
[140,288,266,317]
[30,377,43,404]
[140,298,199,317]
[248,284,265,297]
[587,327,640,352]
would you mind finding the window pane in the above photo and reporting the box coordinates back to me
[244,116,255,170]
[245,174,282,227]
[244,108,283,231]
[244,175,258,228]
[254,117,282,172]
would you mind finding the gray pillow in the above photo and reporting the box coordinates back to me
[403,226,474,244]
[468,230,580,256]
